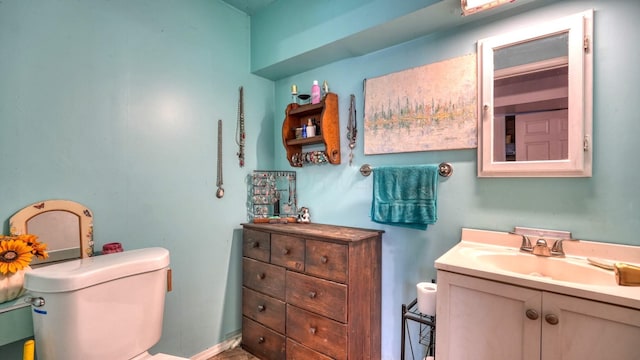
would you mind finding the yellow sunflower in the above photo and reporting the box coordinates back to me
[0,239,34,275]
[17,234,48,259]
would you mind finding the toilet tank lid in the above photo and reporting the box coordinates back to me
[24,247,170,293]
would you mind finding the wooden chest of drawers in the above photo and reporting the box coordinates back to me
[241,223,383,360]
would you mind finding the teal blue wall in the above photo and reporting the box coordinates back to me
[1,0,639,359]
[272,0,640,358]
[250,0,441,75]
[0,0,274,358]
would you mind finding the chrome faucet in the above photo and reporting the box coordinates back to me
[519,235,566,257]
[513,227,573,257]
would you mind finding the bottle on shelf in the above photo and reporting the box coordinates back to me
[291,84,298,104]
[311,80,321,104]
[306,118,316,137]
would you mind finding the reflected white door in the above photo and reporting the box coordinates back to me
[515,109,568,161]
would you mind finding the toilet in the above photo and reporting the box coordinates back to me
[24,247,189,360]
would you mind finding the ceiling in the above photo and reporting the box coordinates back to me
[221,0,277,15]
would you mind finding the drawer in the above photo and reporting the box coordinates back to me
[242,317,285,360]
[243,287,286,334]
[271,234,304,272]
[244,229,270,262]
[286,271,347,323]
[286,305,347,360]
[286,339,333,360]
[243,258,286,300]
[305,240,348,283]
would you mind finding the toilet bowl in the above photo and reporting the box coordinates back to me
[24,247,189,360]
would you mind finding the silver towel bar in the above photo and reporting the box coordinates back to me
[359,163,453,178]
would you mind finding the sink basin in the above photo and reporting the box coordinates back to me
[471,251,616,286]
[435,229,640,310]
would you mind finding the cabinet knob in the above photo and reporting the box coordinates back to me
[257,305,265,312]
[282,248,290,255]
[309,327,317,335]
[258,336,265,344]
[545,313,559,325]
[257,273,265,280]
[320,256,328,264]
[525,309,539,320]
[308,291,317,299]
[252,241,260,248]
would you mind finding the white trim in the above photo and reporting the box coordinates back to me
[462,0,513,16]
[477,10,593,177]
[190,334,242,360]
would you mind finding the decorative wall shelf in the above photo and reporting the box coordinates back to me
[282,93,340,167]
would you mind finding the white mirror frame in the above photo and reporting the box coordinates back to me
[477,10,593,177]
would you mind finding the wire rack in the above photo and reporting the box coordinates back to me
[401,298,435,360]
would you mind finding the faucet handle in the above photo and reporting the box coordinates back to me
[550,239,565,256]
[520,235,533,252]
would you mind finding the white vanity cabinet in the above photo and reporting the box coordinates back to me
[436,271,640,359]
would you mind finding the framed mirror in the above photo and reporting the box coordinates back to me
[477,10,593,177]
[9,200,94,266]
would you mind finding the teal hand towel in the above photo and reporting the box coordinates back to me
[370,165,439,230]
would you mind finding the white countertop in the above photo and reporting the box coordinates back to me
[435,228,640,310]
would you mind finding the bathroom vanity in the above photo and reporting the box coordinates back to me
[435,228,640,359]
[241,223,382,359]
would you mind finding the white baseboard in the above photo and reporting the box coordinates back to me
[190,334,242,360]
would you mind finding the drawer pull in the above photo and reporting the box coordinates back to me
[252,241,260,248]
[258,336,265,344]
[320,256,328,264]
[525,309,539,320]
[257,273,266,280]
[257,304,265,312]
[282,248,290,255]
[545,313,559,325]
[309,327,317,335]
[308,291,317,299]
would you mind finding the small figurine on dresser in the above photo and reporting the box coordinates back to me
[297,207,310,223]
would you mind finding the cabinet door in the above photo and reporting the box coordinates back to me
[542,292,640,359]
[436,271,542,360]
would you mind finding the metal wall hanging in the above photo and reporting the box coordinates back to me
[236,86,245,167]
[216,119,224,199]
[347,94,357,165]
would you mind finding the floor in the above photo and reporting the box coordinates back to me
[207,347,260,360]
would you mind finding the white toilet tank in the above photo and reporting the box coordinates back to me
[24,247,171,360]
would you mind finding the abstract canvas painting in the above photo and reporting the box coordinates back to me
[364,53,477,154]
